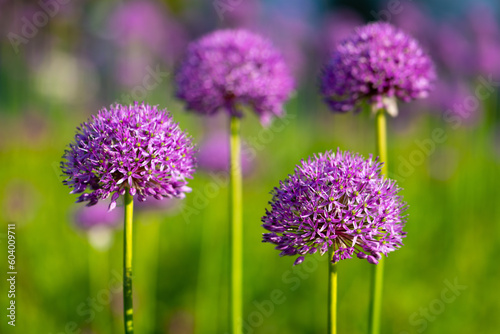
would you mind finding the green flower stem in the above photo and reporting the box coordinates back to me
[328,249,338,334]
[123,191,134,334]
[375,108,388,176]
[229,116,243,334]
[369,108,388,334]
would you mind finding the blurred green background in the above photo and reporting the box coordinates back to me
[1,0,499,333]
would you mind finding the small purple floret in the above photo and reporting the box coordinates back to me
[61,102,196,210]
[320,22,435,113]
[294,256,305,266]
[175,29,295,126]
[262,149,407,265]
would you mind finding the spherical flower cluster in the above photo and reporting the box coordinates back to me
[262,150,407,265]
[61,102,196,210]
[320,22,435,114]
[175,29,295,126]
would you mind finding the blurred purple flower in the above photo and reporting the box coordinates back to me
[74,202,123,230]
[197,132,253,175]
[467,3,500,38]
[175,29,295,126]
[262,150,407,265]
[61,102,196,210]
[475,40,500,78]
[108,0,187,64]
[467,4,500,78]
[320,22,435,114]
[431,79,482,127]
[433,23,471,75]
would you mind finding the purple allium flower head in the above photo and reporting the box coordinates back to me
[320,22,435,115]
[262,150,407,265]
[175,29,295,126]
[74,202,123,231]
[61,102,196,211]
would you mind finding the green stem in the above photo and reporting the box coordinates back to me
[328,249,338,334]
[229,116,243,334]
[375,109,388,176]
[369,109,388,334]
[123,192,134,334]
